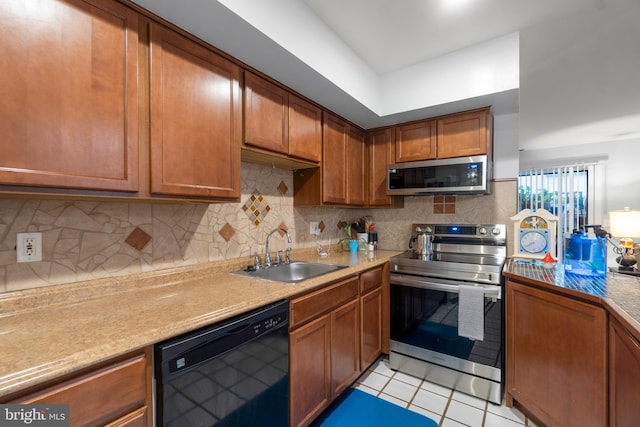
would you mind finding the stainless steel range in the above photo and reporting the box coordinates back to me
[389,223,507,404]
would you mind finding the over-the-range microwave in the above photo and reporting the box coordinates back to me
[387,155,491,195]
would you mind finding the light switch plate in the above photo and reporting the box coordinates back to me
[16,232,42,263]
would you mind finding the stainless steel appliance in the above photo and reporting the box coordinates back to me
[155,300,289,426]
[389,224,506,404]
[387,155,491,195]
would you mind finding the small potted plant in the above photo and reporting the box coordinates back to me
[338,221,363,253]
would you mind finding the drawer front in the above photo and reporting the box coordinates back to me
[14,352,148,427]
[291,276,358,328]
[360,267,383,294]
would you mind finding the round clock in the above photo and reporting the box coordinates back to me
[519,229,549,254]
[510,208,559,260]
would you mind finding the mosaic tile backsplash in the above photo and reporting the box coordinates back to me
[0,162,516,292]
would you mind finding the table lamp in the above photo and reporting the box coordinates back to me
[608,207,640,271]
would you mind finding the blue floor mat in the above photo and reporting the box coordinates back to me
[311,388,439,427]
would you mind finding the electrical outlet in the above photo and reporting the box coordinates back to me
[16,232,42,263]
[309,221,320,235]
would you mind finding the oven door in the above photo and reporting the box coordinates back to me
[389,274,503,382]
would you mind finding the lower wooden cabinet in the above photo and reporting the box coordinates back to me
[289,265,389,427]
[359,266,384,369]
[609,316,640,427]
[506,280,607,427]
[289,276,360,427]
[9,348,151,427]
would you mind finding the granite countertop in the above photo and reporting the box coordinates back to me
[503,258,640,340]
[0,249,400,399]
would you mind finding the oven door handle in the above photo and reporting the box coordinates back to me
[390,274,501,299]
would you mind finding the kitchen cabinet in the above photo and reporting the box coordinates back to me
[506,279,607,427]
[244,72,321,165]
[437,108,492,159]
[367,127,403,208]
[0,0,139,192]
[345,125,366,205]
[8,348,151,427]
[394,107,492,162]
[359,266,384,369]
[609,316,640,427]
[149,23,241,199]
[289,276,360,427]
[395,119,437,162]
[293,113,365,207]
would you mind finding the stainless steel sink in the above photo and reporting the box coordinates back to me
[232,261,348,284]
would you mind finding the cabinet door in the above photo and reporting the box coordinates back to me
[346,126,365,206]
[331,298,360,398]
[290,315,331,427]
[289,95,322,162]
[367,127,395,206]
[322,113,347,204]
[437,109,490,159]
[149,24,241,199]
[360,287,383,369]
[609,318,640,427]
[0,0,139,192]
[244,72,288,155]
[506,281,607,427]
[395,119,436,162]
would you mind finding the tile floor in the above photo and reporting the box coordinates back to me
[353,357,539,427]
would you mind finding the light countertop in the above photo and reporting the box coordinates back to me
[0,249,400,399]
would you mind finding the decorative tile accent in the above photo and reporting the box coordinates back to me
[434,195,456,215]
[318,221,326,233]
[278,181,288,196]
[242,190,271,226]
[125,227,151,251]
[219,223,235,242]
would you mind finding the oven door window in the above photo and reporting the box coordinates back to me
[390,283,502,368]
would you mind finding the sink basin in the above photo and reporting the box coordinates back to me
[233,261,348,284]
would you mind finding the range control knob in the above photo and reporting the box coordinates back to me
[492,227,501,236]
[479,227,487,235]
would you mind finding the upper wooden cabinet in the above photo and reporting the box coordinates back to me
[322,113,365,206]
[395,120,436,162]
[322,113,348,204]
[346,126,366,206]
[367,127,402,208]
[394,107,492,162]
[244,72,321,165]
[294,113,365,207]
[437,108,492,159]
[149,23,241,200]
[0,0,139,192]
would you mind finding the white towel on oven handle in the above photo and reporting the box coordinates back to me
[458,285,484,341]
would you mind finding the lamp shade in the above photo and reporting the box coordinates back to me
[609,208,640,238]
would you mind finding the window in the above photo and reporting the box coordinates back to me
[518,164,597,259]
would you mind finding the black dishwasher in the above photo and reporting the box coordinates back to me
[155,300,289,427]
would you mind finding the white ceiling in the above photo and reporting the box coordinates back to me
[302,0,590,75]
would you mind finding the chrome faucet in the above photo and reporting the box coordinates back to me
[264,228,292,266]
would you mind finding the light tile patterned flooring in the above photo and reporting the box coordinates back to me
[353,357,539,427]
